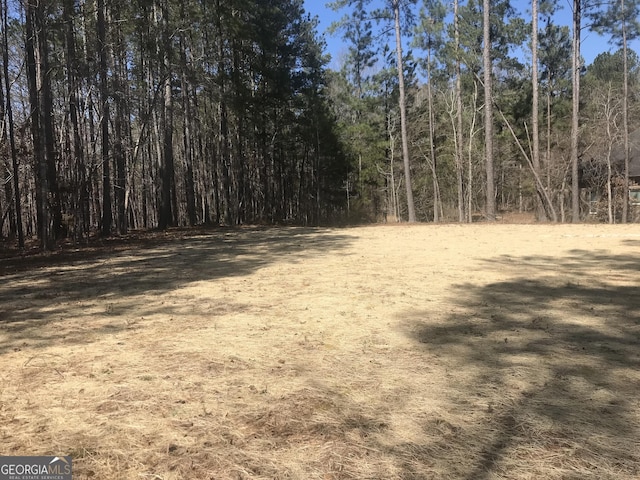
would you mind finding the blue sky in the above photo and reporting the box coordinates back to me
[303,0,640,70]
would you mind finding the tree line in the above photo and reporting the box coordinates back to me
[328,0,639,224]
[0,0,348,249]
[0,0,639,250]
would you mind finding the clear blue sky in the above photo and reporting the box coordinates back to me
[303,0,640,70]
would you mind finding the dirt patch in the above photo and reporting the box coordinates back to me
[1,224,639,479]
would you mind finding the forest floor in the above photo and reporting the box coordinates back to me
[0,222,639,479]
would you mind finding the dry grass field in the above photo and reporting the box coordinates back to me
[1,223,639,479]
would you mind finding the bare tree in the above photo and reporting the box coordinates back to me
[570,0,581,222]
[97,0,112,235]
[483,0,496,220]
[158,0,177,229]
[621,0,630,223]
[602,83,620,224]
[392,0,416,222]
[453,0,465,222]
[25,0,54,247]
[531,0,546,220]
[2,0,23,247]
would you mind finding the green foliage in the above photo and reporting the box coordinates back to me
[588,0,640,47]
[329,0,378,98]
[413,0,447,74]
[456,0,526,74]
[586,49,640,86]
[538,20,572,95]
[326,67,390,221]
[327,0,422,221]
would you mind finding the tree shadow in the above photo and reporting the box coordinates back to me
[0,226,354,354]
[399,250,640,479]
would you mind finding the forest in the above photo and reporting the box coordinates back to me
[0,0,639,250]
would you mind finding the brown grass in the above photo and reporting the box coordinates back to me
[1,224,639,479]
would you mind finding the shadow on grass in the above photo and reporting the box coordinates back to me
[0,226,354,353]
[399,250,640,479]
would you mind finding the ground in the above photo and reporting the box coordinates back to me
[0,223,639,479]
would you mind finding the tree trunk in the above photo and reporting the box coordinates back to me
[531,0,546,221]
[25,0,50,248]
[483,0,496,220]
[621,0,630,223]
[468,81,479,222]
[157,0,177,230]
[0,37,10,239]
[215,0,233,225]
[2,0,23,248]
[570,0,581,223]
[546,89,552,194]
[426,48,439,222]
[97,0,112,235]
[112,6,128,234]
[604,83,615,224]
[232,34,246,224]
[454,0,465,223]
[393,0,416,222]
[63,0,90,240]
[36,2,62,241]
[112,6,128,235]
[181,49,197,227]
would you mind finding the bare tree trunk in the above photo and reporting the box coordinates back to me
[215,0,232,225]
[97,0,112,235]
[181,43,197,226]
[35,4,62,241]
[426,48,439,222]
[232,34,246,224]
[483,0,496,220]
[570,0,581,223]
[158,1,176,229]
[546,90,552,193]
[393,0,416,222]
[2,0,23,248]
[454,0,464,223]
[25,0,50,248]
[604,83,615,224]
[531,0,546,220]
[385,114,400,222]
[621,0,630,223]
[160,51,175,228]
[497,107,558,221]
[468,81,479,222]
[112,6,128,234]
[0,30,10,239]
[63,0,89,240]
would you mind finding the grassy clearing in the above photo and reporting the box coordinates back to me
[1,224,639,479]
